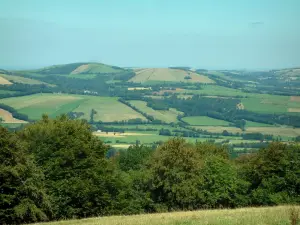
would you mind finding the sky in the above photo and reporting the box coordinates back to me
[0,0,300,70]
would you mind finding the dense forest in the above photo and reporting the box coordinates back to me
[1,116,300,224]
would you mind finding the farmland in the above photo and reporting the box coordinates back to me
[182,116,230,126]
[0,94,147,122]
[0,108,27,123]
[0,75,12,85]
[32,206,299,225]
[0,74,50,85]
[128,100,183,123]
[129,68,214,83]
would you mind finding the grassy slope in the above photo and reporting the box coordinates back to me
[73,96,147,122]
[182,116,230,126]
[0,94,147,122]
[32,206,299,225]
[0,74,50,85]
[129,100,182,123]
[130,68,214,83]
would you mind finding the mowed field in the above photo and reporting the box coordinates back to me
[129,68,214,83]
[182,116,230,126]
[73,97,147,122]
[128,100,183,123]
[0,108,27,123]
[0,94,146,122]
[0,74,50,85]
[32,206,299,225]
[0,75,12,85]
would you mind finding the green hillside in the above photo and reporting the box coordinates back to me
[35,62,125,75]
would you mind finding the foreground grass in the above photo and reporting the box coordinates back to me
[33,206,299,225]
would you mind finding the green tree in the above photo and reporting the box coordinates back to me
[148,138,204,211]
[118,144,153,171]
[19,115,118,219]
[0,127,50,224]
[240,142,300,205]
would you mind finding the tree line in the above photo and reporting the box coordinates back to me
[1,115,300,224]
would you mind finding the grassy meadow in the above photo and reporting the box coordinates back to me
[129,100,182,123]
[32,206,300,225]
[0,94,147,122]
[182,116,231,126]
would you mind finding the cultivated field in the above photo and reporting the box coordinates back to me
[0,94,147,122]
[73,97,147,122]
[70,63,123,74]
[182,116,230,126]
[0,75,12,85]
[0,94,84,120]
[0,108,27,123]
[246,127,300,137]
[32,206,300,225]
[129,68,214,83]
[0,74,50,85]
[128,100,182,123]
[191,126,242,133]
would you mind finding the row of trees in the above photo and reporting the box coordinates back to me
[1,115,300,224]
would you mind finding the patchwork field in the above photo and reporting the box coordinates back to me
[128,100,183,123]
[182,116,230,126]
[191,126,242,133]
[0,108,27,123]
[0,94,84,120]
[129,68,214,83]
[0,94,147,122]
[246,127,300,137]
[241,95,299,113]
[32,206,299,225]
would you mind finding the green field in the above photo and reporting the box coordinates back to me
[245,120,275,127]
[73,97,147,122]
[182,116,230,126]
[0,90,19,94]
[0,94,146,122]
[128,100,183,123]
[242,96,299,113]
[180,85,248,97]
[32,206,299,225]
[0,94,85,120]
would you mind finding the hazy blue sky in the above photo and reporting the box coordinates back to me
[0,0,300,69]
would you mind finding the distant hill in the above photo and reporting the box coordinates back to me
[35,62,126,75]
[129,68,214,84]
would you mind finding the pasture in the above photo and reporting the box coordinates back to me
[246,127,300,137]
[182,116,230,126]
[32,206,299,225]
[0,94,147,122]
[0,94,84,120]
[129,100,183,123]
[191,126,242,133]
[245,120,274,127]
[129,68,214,83]
[73,97,147,122]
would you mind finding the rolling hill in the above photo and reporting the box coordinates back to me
[35,62,126,75]
[130,68,215,83]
